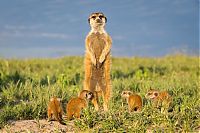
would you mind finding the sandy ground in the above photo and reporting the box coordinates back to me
[1,119,199,133]
[1,119,75,133]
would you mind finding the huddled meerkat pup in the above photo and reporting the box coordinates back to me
[84,12,112,111]
[66,90,94,120]
[121,91,143,112]
[145,89,172,111]
[47,97,65,125]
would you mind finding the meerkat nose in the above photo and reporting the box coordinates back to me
[96,19,101,23]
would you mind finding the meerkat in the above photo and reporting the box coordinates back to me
[47,97,65,125]
[145,89,172,111]
[66,90,94,120]
[121,91,143,112]
[84,12,112,111]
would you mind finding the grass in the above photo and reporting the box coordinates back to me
[0,55,199,132]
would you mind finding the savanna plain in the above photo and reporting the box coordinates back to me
[0,55,199,132]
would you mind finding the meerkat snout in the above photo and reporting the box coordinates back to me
[96,18,102,23]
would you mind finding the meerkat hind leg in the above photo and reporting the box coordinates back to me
[98,79,109,111]
[103,59,111,111]
[84,62,92,91]
[47,108,53,121]
[90,78,99,111]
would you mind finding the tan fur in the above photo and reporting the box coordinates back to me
[121,91,143,112]
[84,12,112,111]
[66,90,94,120]
[145,89,172,110]
[47,97,65,124]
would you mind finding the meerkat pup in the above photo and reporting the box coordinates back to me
[84,12,112,111]
[66,90,94,120]
[145,89,172,111]
[121,91,143,112]
[47,97,65,125]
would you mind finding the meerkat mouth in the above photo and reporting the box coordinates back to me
[95,21,103,24]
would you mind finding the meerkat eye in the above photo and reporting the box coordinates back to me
[91,16,96,19]
[154,92,158,96]
[89,92,93,96]
[99,15,104,19]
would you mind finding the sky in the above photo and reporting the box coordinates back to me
[0,0,199,58]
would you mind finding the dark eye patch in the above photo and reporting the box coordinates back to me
[91,16,96,19]
[147,92,152,95]
[154,92,158,96]
[99,15,104,19]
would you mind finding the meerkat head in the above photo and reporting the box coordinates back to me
[145,89,159,99]
[79,90,94,100]
[121,91,133,98]
[88,12,107,31]
[50,97,61,102]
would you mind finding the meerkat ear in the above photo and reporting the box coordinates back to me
[88,18,90,24]
[105,16,107,23]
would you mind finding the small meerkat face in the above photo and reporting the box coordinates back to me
[88,12,107,28]
[79,90,94,100]
[121,91,133,98]
[86,91,94,100]
[145,90,159,99]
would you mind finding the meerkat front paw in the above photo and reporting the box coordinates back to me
[91,56,97,66]
[99,54,105,63]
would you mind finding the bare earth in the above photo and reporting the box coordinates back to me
[1,119,75,133]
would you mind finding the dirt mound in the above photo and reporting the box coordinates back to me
[1,119,75,133]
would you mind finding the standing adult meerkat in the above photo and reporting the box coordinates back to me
[47,97,65,125]
[145,89,172,112]
[84,12,112,111]
[121,91,143,112]
[66,90,94,120]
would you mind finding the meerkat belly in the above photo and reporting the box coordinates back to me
[90,34,106,78]
[91,39,105,61]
